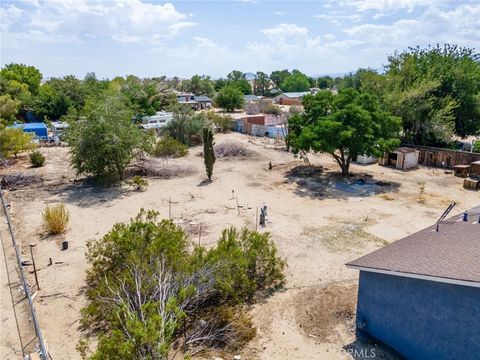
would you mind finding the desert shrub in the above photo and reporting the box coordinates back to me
[153,136,188,159]
[125,175,148,191]
[29,150,46,167]
[260,101,282,115]
[43,203,69,234]
[200,227,285,301]
[215,141,253,158]
[81,210,284,358]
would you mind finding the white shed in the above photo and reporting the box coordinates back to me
[380,147,419,170]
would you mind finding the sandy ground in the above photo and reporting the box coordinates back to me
[1,132,477,360]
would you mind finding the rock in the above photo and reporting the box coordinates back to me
[233,356,241,360]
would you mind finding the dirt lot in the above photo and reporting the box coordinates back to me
[1,132,477,359]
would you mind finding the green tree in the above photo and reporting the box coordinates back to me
[317,76,334,89]
[66,93,148,184]
[153,136,188,159]
[181,75,215,97]
[0,63,42,95]
[289,89,401,176]
[226,70,252,94]
[270,70,290,89]
[0,127,36,160]
[215,85,244,112]
[254,72,270,96]
[280,70,310,92]
[0,94,21,124]
[385,45,480,138]
[203,127,215,181]
[163,106,206,146]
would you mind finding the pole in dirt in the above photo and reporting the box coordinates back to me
[169,198,172,220]
[29,243,40,291]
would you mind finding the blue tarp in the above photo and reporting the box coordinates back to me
[12,122,48,139]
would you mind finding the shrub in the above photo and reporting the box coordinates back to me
[43,203,70,234]
[206,111,233,133]
[260,101,282,115]
[125,175,148,191]
[80,210,285,358]
[29,150,46,167]
[473,141,480,153]
[153,136,188,159]
[215,86,244,112]
[215,141,253,158]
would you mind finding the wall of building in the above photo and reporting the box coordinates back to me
[356,271,480,360]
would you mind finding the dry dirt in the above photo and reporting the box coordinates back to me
[1,132,478,359]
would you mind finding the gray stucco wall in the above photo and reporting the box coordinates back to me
[356,271,480,360]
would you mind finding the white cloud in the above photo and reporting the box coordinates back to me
[342,0,439,13]
[0,0,194,47]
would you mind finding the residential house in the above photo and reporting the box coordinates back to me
[347,205,480,360]
[177,93,211,110]
[274,91,311,106]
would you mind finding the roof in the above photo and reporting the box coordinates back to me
[395,147,418,154]
[14,122,47,130]
[194,96,211,102]
[277,92,310,98]
[244,95,260,101]
[346,206,480,286]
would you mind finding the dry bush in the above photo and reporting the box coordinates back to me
[43,203,70,234]
[380,194,395,201]
[214,141,254,158]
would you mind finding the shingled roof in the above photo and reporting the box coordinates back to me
[346,206,480,286]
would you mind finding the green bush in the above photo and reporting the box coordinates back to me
[81,210,285,358]
[153,136,188,159]
[125,175,148,191]
[29,150,46,167]
[43,203,69,235]
[473,141,480,153]
[163,108,207,146]
[0,127,36,160]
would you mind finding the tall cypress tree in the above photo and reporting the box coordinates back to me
[203,127,215,181]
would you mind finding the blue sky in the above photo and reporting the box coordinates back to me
[1,0,479,79]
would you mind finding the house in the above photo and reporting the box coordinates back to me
[274,92,310,106]
[243,95,261,103]
[346,205,480,360]
[379,147,419,170]
[12,122,48,139]
[177,93,211,110]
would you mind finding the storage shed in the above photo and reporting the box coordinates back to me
[380,147,419,170]
[346,206,480,360]
[13,122,48,139]
[453,164,470,177]
[470,161,480,177]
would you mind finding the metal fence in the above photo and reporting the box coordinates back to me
[0,188,48,359]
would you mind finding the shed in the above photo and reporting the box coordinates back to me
[380,147,419,170]
[13,122,48,139]
[470,161,480,177]
[347,205,480,360]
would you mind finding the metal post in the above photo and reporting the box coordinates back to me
[198,224,202,247]
[29,244,40,290]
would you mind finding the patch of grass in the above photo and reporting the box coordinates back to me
[43,203,70,235]
[125,175,148,191]
[303,224,387,252]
